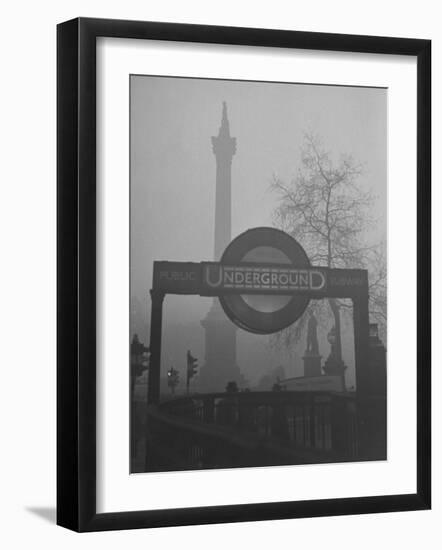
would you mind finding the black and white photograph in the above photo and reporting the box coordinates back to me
[0,1,433,543]
[129,75,388,474]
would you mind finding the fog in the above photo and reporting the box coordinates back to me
[130,75,386,387]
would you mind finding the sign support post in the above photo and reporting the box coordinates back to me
[352,285,373,458]
[352,287,370,398]
[147,289,164,405]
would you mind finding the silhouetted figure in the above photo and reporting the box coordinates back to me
[217,381,239,426]
[225,381,239,393]
[272,377,284,392]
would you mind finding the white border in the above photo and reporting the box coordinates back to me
[97,38,417,513]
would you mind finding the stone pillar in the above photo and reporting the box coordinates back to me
[199,303,243,391]
[211,101,236,260]
[199,102,243,392]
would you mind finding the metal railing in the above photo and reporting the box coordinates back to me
[139,390,372,472]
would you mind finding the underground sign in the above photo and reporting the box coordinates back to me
[218,227,312,334]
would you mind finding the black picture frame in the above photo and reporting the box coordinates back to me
[57,17,431,532]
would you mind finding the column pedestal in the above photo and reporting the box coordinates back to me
[198,301,244,392]
[323,355,347,390]
[302,352,322,377]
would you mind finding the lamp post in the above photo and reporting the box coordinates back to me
[327,326,337,357]
[323,325,347,390]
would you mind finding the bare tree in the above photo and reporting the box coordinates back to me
[271,133,386,355]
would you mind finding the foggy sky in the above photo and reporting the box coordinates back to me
[130,75,387,387]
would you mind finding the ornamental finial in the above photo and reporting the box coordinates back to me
[219,101,230,137]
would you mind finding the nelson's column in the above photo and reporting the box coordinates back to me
[198,103,244,391]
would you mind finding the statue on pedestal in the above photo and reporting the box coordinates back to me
[306,311,319,355]
[303,312,321,377]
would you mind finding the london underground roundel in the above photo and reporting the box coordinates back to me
[218,227,311,334]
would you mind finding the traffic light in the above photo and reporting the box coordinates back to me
[187,350,198,379]
[186,350,198,393]
[167,367,180,394]
[130,334,150,378]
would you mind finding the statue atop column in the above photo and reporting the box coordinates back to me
[306,311,319,355]
[303,311,321,377]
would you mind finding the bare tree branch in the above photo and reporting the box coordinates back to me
[270,134,387,352]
